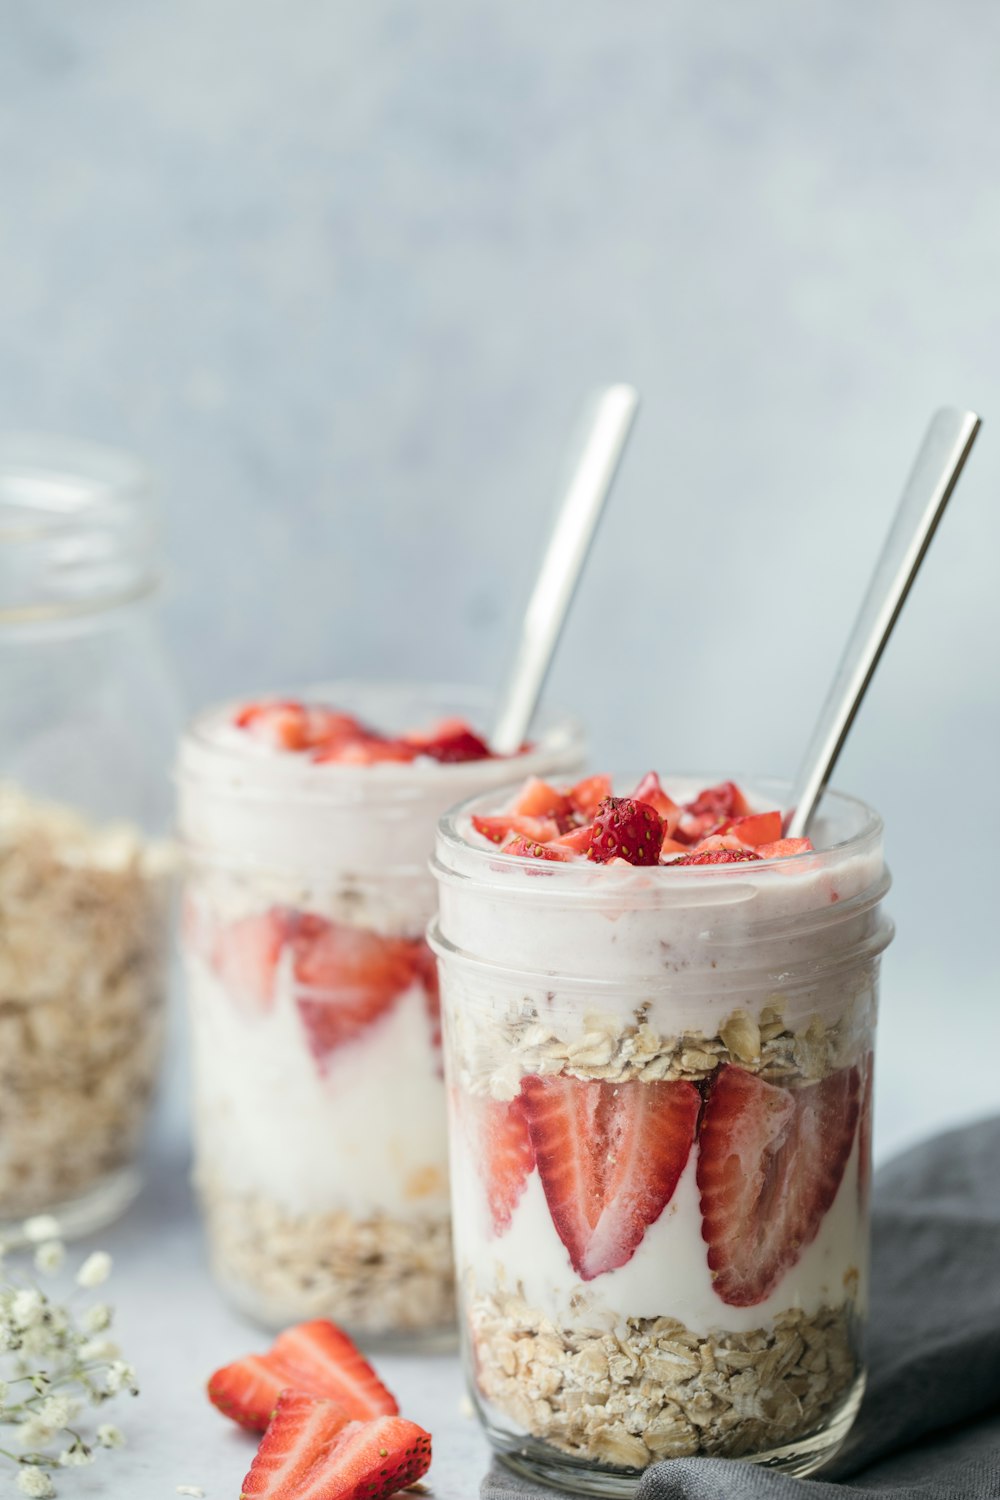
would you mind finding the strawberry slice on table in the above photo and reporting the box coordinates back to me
[520,1075,700,1280]
[567,774,613,820]
[208,1320,398,1431]
[698,1064,860,1307]
[240,1393,430,1500]
[291,917,418,1067]
[588,797,664,866]
[467,1094,535,1235]
[212,907,296,1011]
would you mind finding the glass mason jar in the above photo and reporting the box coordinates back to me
[0,435,177,1241]
[176,683,583,1344]
[430,775,892,1494]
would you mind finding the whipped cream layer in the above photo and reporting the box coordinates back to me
[450,1115,866,1337]
[187,952,449,1220]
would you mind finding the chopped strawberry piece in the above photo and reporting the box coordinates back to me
[505,835,571,861]
[291,918,418,1067]
[567,775,613,820]
[713,810,782,846]
[588,797,663,866]
[632,772,681,833]
[698,1064,860,1306]
[755,837,814,859]
[467,1095,535,1235]
[236,701,369,755]
[675,780,750,843]
[414,724,493,762]
[550,824,595,855]
[471,814,559,846]
[240,1394,430,1500]
[207,1319,397,1432]
[212,907,295,1011]
[670,848,763,866]
[659,836,688,859]
[520,1075,700,1280]
[316,735,414,765]
[691,834,749,853]
[512,777,574,822]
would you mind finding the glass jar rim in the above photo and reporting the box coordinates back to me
[0,433,160,624]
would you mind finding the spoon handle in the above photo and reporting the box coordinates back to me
[491,384,640,754]
[785,407,981,838]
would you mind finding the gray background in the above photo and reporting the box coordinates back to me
[3,0,999,1162]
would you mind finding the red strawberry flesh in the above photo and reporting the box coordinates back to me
[468,1095,535,1235]
[520,1075,700,1280]
[240,1394,430,1500]
[211,907,295,1011]
[669,848,762,866]
[588,797,664,866]
[291,918,418,1067]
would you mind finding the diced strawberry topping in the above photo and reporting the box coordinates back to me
[632,772,681,833]
[240,1394,430,1500]
[291,918,418,1067]
[415,726,493,763]
[675,780,750,844]
[208,1319,397,1432]
[698,1064,860,1306]
[471,814,560,846]
[567,775,613,820]
[550,824,595,855]
[520,1075,700,1280]
[211,907,296,1011]
[669,848,763,866]
[588,797,664,866]
[713,811,782,846]
[755,837,814,859]
[505,835,571,861]
[512,778,574,822]
[234,699,499,767]
[466,1095,535,1235]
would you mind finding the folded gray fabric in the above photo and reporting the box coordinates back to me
[482,1115,1000,1499]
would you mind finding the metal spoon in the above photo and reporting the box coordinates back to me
[491,384,640,754]
[784,407,981,838]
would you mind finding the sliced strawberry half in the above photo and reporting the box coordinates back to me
[588,797,664,866]
[471,814,560,846]
[212,907,296,1011]
[713,810,782,846]
[240,1394,430,1500]
[466,1094,535,1235]
[567,774,613,820]
[208,1320,397,1432]
[291,918,418,1067]
[520,1075,700,1280]
[698,1064,860,1307]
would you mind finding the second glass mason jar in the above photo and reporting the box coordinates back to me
[176,683,583,1343]
[0,434,177,1240]
[430,776,892,1493]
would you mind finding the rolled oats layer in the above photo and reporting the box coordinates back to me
[470,1285,858,1466]
[200,1180,456,1334]
[0,786,171,1219]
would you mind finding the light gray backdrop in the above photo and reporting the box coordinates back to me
[2,0,998,1158]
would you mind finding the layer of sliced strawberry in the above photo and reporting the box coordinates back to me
[240,1394,430,1500]
[291,917,418,1068]
[208,1320,397,1432]
[698,1064,860,1307]
[234,700,499,766]
[212,907,296,1011]
[465,1094,535,1235]
[588,797,664,865]
[520,1074,700,1280]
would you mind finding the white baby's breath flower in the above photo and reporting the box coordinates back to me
[104,1360,137,1395]
[22,1217,61,1245]
[76,1252,112,1289]
[21,1325,57,1360]
[78,1336,120,1362]
[58,1444,94,1467]
[16,1468,56,1498]
[16,1413,57,1447]
[11,1290,44,1329]
[33,1242,64,1277]
[81,1303,111,1333]
[96,1422,125,1448]
[39,1394,79,1428]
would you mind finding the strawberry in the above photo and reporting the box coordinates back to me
[588,798,663,866]
[857,1052,874,1207]
[471,814,560,846]
[755,837,814,859]
[632,772,680,833]
[240,1394,430,1500]
[512,777,574,822]
[675,781,749,844]
[208,1320,397,1431]
[713,811,782,846]
[236,702,368,755]
[212,907,295,1011]
[468,1095,535,1234]
[550,824,595,856]
[520,1075,700,1280]
[669,848,762,866]
[505,835,571,861]
[291,918,418,1067]
[698,1064,860,1307]
[414,724,492,763]
[567,774,613,819]
[317,736,414,765]
[411,940,442,1061]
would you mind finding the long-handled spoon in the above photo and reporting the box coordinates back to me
[784,407,981,838]
[491,384,640,754]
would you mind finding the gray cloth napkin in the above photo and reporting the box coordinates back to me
[482,1115,1000,1499]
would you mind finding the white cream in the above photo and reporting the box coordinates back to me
[187,952,450,1220]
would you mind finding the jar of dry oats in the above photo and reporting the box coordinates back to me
[0,434,177,1240]
[176,682,583,1345]
[431,773,893,1491]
